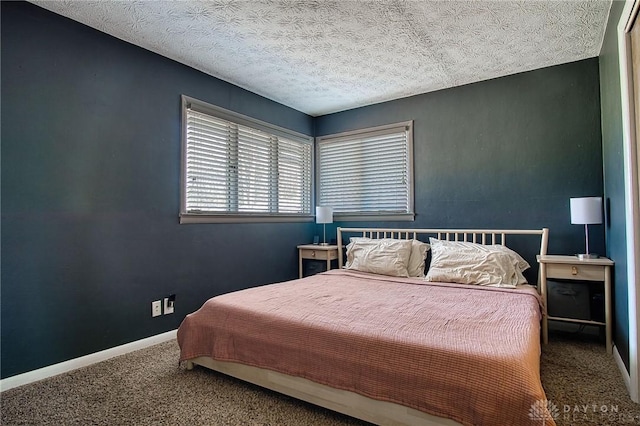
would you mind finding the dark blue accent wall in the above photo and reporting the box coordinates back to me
[599,0,629,371]
[1,2,314,379]
[316,59,605,262]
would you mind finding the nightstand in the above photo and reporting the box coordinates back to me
[297,244,339,278]
[537,255,614,353]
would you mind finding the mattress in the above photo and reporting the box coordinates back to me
[178,269,554,426]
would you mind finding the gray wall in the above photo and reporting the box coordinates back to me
[599,0,630,371]
[1,2,314,379]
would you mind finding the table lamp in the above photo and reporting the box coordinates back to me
[316,206,333,246]
[570,197,603,260]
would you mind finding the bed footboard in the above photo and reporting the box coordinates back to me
[186,357,463,426]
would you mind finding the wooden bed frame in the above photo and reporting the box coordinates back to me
[185,227,550,426]
[337,227,549,269]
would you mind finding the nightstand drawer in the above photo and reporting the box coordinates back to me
[300,249,335,260]
[546,262,606,281]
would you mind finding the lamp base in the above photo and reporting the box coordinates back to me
[576,253,599,260]
[319,242,330,246]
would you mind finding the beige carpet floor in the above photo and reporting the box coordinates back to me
[540,331,639,426]
[1,333,638,425]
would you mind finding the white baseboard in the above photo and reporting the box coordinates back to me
[613,344,632,394]
[0,329,177,392]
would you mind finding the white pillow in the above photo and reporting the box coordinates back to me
[425,238,530,287]
[345,238,413,277]
[487,243,530,284]
[349,237,430,277]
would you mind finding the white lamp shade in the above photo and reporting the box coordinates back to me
[315,206,333,224]
[570,197,603,225]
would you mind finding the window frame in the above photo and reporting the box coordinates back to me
[180,95,314,224]
[315,121,415,222]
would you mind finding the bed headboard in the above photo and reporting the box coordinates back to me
[336,227,549,269]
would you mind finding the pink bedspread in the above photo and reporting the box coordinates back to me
[178,269,554,426]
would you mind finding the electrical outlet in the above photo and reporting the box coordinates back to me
[164,296,174,315]
[152,300,162,317]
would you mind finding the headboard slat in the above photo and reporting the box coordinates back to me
[337,227,549,272]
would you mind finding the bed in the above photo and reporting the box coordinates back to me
[178,227,554,426]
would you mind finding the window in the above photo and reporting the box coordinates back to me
[181,96,313,223]
[316,121,414,221]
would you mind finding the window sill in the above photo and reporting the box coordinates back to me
[180,214,314,224]
[180,212,415,224]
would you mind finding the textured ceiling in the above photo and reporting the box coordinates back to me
[31,0,612,116]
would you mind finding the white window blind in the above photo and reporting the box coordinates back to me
[317,121,414,220]
[181,96,313,223]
